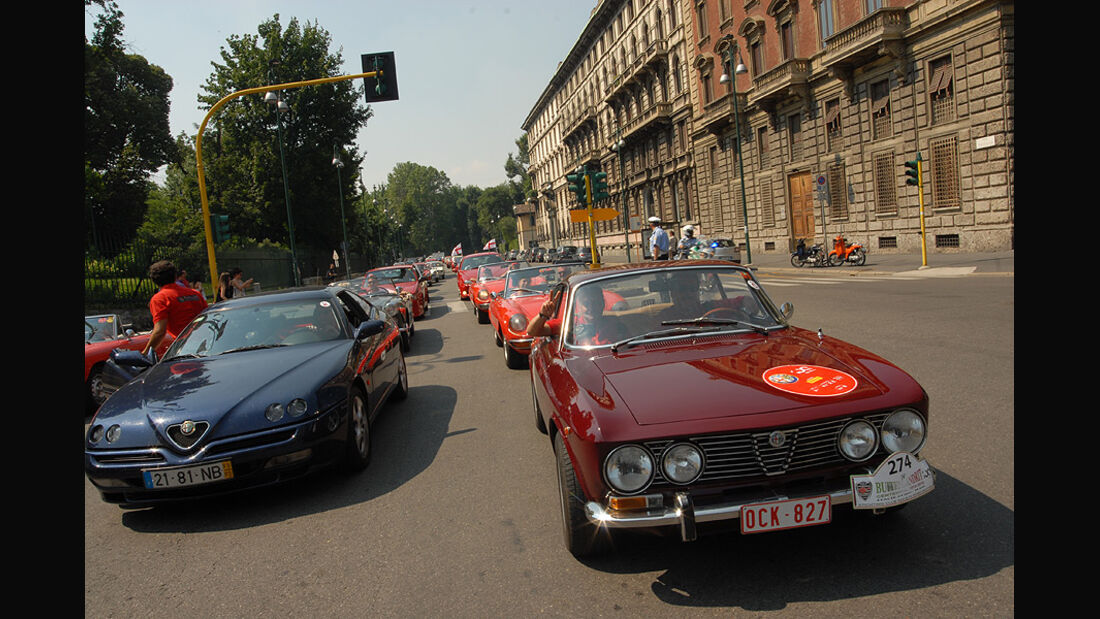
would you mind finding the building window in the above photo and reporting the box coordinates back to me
[928,56,955,125]
[750,41,763,76]
[827,160,848,219]
[780,20,794,60]
[930,135,961,209]
[872,150,897,215]
[759,176,775,227]
[697,2,709,41]
[870,79,891,140]
[824,97,842,152]
[817,0,836,44]
[787,113,802,161]
[710,145,720,183]
[757,125,769,167]
[865,0,885,13]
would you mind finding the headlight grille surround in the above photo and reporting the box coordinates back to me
[603,444,655,494]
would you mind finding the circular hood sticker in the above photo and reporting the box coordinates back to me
[763,365,858,397]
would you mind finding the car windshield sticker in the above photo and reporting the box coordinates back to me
[762,365,858,397]
[319,301,331,307]
[850,452,935,509]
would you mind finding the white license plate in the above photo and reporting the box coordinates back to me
[740,495,831,534]
[142,461,234,489]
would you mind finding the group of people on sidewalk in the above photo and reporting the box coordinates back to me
[647,216,701,261]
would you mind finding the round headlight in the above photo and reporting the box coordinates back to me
[88,425,104,443]
[508,314,528,333]
[604,445,654,494]
[288,398,309,417]
[661,443,704,484]
[838,420,877,461]
[477,290,489,300]
[265,403,285,422]
[881,409,926,453]
[105,424,122,443]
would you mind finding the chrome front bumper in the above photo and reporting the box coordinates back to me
[585,487,856,542]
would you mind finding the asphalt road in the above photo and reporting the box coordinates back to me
[84,268,1014,617]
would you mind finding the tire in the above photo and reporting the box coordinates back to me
[828,252,843,267]
[341,387,371,472]
[86,363,107,414]
[790,254,806,268]
[392,347,409,401]
[554,432,611,557]
[531,377,547,434]
[477,306,489,324]
[851,248,866,266]
[504,340,526,369]
[399,318,411,352]
[494,328,504,348]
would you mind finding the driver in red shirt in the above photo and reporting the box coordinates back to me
[141,260,208,357]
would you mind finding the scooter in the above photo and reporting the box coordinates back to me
[791,238,827,268]
[828,235,867,266]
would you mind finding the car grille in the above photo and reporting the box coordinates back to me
[643,412,890,486]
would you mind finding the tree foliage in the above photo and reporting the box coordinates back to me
[197,14,372,256]
[85,0,175,250]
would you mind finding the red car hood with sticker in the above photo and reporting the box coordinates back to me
[586,328,920,428]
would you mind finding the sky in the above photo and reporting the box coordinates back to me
[86,0,598,191]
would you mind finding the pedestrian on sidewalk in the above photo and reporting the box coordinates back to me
[141,260,208,358]
[229,267,253,297]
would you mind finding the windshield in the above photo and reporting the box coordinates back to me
[460,254,503,271]
[478,260,530,282]
[85,315,120,342]
[564,266,784,348]
[165,298,345,358]
[504,264,585,297]
[365,267,416,285]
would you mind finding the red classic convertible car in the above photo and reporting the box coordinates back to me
[470,260,529,324]
[85,314,174,413]
[454,252,504,300]
[528,261,933,557]
[488,263,589,368]
[363,266,429,319]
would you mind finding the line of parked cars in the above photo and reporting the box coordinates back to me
[86,249,935,562]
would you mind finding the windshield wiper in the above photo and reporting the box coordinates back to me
[610,325,723,352]
[219,344,288,355]
[661,317,770,335]
[162,353,203,361]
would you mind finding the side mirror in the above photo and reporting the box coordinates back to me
[110,348,154,368]
[779,302,794,320]
[355,319,386,340]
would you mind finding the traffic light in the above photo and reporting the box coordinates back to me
[590,171,609,202]
[904,154,922,186]
[361,52,399,103]
[211,214,230,243]
[566,167,588,207]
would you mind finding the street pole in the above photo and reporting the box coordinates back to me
[612,126,631,262]
[721,35,752,265]
[333,147,351,280]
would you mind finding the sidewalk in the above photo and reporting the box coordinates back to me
[598,250,1013,276]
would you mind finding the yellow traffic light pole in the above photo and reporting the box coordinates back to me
[916,158,928,268]
[195,70,382,289]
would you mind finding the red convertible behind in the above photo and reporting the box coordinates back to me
[84,314,173,413]
[528,261,933,556]
[454,252,504,300]
[488,263,589,368]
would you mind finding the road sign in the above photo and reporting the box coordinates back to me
[570,207,620,223]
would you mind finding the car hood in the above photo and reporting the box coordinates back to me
[581,328,921,430]
[502,294,547,317]
[92,341,352,449]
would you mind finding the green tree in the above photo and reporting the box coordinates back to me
[504,133,532,200]
[383,162,455,257]
[197,14,372,262]
[85,0,175,251]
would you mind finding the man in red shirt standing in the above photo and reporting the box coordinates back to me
[141,260,208,357]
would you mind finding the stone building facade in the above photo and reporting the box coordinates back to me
[521,0,1013,260]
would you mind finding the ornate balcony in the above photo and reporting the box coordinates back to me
[749,58,812,119]
[821,7,909,91]
[561,104,598,143]
[693,93,748,138]
[621,102,672,140]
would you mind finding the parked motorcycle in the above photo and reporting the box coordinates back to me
[828,235,867,266]
[790,238,827,268]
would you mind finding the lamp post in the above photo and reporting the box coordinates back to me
[332,147,351,280]
[610,125,631,262]
[719,34,752,265]
[541,181,558,250]
[264,72,300,286]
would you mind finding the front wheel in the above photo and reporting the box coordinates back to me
[790,254,806,268]
[504,340,526,369]
[850,248,866,266]
[828,252,843,266]
[341,387,371,472]
[554,432,611,557]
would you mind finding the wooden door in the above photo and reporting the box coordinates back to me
[788,172,815,245]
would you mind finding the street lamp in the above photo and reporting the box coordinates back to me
[610,126,631,262]
[719,34,752,265]
[541,181,558,250]
[332,147,351,280]
[264,75,300,286]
